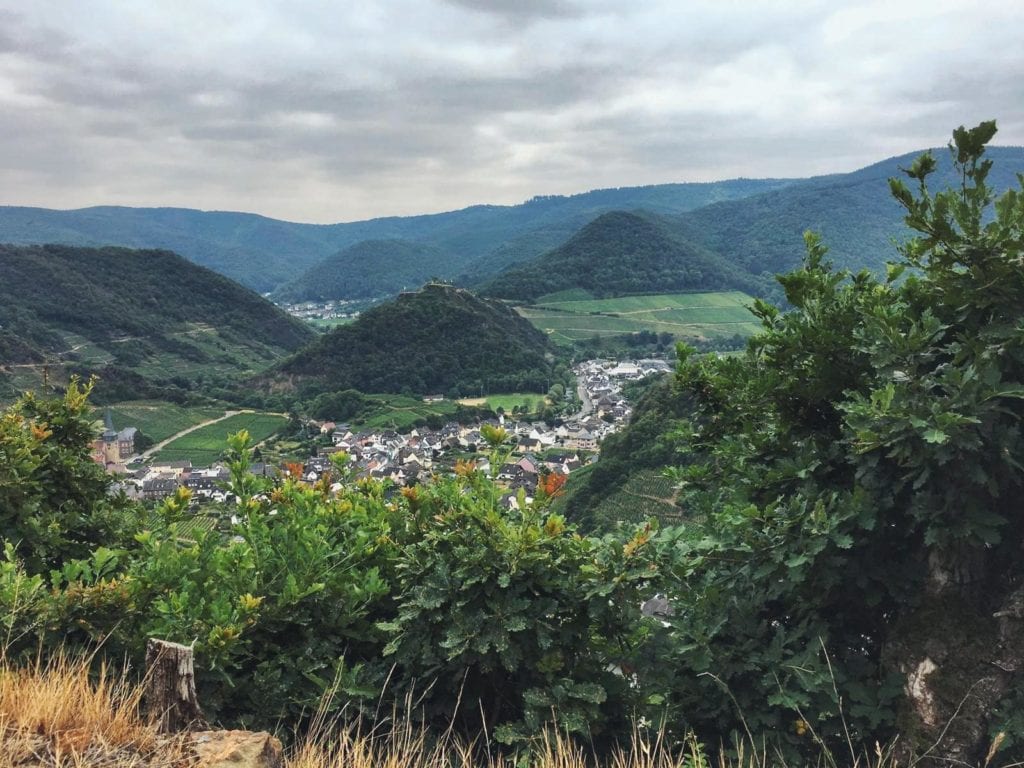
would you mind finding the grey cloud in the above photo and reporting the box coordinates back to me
[439,0,584,21]
[0,9,72,56]
[0,1,1021,223]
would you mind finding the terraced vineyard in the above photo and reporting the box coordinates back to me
[96,401,225,444]
[517,291,760,344]
[151,412,287,465]
[589,469,682,527]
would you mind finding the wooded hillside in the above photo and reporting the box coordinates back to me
[271,283,554,397]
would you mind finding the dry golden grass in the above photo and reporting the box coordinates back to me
[0,651,193,768]
[290,720,714,768]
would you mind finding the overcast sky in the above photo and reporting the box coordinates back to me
[1,1,1021,223]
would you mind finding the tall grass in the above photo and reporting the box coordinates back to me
[0,651,1006,768]
[0,650,192,767]
[0,650,715,768]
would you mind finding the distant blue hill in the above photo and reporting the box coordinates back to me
[3,144,1022,300]
[0,178,791,294]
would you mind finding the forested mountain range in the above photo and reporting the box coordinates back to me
[266,283,553,397]
[669,145,1024,278]
[4,147,1022,307]
[0,178,790,294]
[0,244,314,402]
[485,146,1024,302]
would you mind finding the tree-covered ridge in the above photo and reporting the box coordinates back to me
[0,179,792,293]
[273,239,452,302]
[482,211,774,302]
[484,148,1024,307]
[671,144,1024,279]
[0,244,314,401]
[272,283,554,397]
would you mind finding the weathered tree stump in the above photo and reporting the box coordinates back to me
[145,638,208,733]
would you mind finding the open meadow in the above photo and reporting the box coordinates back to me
[517,291,761,344]
[459,392,547,414]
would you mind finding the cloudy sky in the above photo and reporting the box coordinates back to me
[1,1,1021,223]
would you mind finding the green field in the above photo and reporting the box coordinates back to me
[152,412,287,465]
[517,291,761,344]
[479,393,547,415]
[95,401,225,444]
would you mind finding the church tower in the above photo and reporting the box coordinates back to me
[102,408,119,465]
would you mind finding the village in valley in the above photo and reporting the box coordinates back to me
[96,358,674,509]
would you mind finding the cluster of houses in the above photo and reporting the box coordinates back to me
[118,358,674,507]
[280,299,362,323]
[107,461,230,503]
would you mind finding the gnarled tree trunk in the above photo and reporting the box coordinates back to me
[883,544,1022,764]
[145,638,209,733]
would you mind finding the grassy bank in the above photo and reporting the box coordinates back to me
[94,400,225,444]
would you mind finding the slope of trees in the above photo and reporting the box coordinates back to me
[272,283,554,397]
[0,244,314,355]
[0,244,314,401]
[273,239,453,302]
[671,144,1024,279]
[482,211,774,302]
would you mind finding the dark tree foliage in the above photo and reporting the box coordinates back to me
[275,284,556,397]
[483,211,774,303]
[308,389,370,421]
[274,239,453,302]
